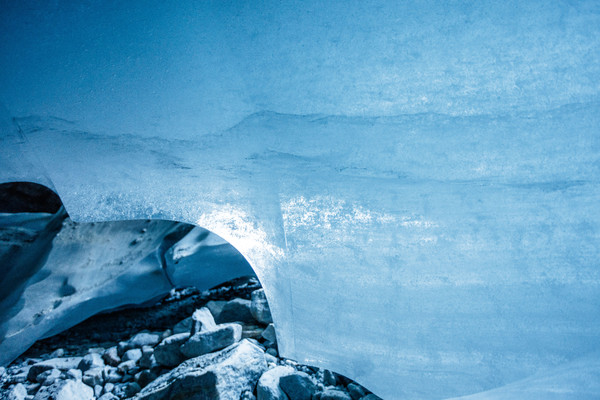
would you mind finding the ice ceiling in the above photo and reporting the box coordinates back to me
[1,1,600,399]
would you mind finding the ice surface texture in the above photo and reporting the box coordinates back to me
[1,1,600,398]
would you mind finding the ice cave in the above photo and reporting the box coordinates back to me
[1,1,600,399]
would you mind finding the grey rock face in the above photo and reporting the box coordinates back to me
[180,323,242,358]
[256,365,295,400]
[154,333,190,367]
[27,358,83,381]
[33,379,94,400]
[217,298,255,324]
[135,339,267,400]
[250,289,273,324]
[279,372,317,400]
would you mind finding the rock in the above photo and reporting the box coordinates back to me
[35,368,60,385]
[266,348,278,357]
[82,368,104,387]
[26,383,41,394]
[63,369,81,381]
[94,384,103,397]
[262,323,277,344]
[243,324,266,339]
[359,395,382,400]
[123,382,142,397]
[27,358,82,381]
[190,307,217,334]
[103,367,123,383]
[98,393,119,400]
[123,348,143,363]
[279,372,317,400]
[154,333,190,367]
[50,349,65,358]
[256,365,295,400]
[88,347,105,354]
[135,339,267,400]
[0,366,6,377]
[138,347,156,369]
[78,353,104,372]
[102,347,120,367]
[347,383,367,400]
[128,332,161,349]
[7,383,28,400]
[320,389,352,400]
[172,317,192,334]
[217,298,255,324]
[103,382,115,394]
[251,289,273,324]
[205,300,226,320]
[180,323,242,358]
[135,370,157,388]
[322,370,337,387]
[117,360,137,374]
[33,379,94,400]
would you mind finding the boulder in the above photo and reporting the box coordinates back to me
[135,339,267,400]
[123,349,143,363]
[36,368,60,386]
[279,372,317,400]
[82,368,104,387]
[251,289,273,324]
[261,324,277,344]
[320,389,351,400]
[7,383,27,400]
[154,333,190,367]
[180,323,242,358]
[173,317,193,334]
[27,358,82,381]
[102,347,121,367]
[347,383,366,400]
[217,299,255,324]
[256,365,295,400]
[205,301,226,321]
[190,307,217,334]
[33,379,94,400]
[78,353,104,372]
[128,333,161,349]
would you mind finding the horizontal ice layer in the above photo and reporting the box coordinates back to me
[0,1,599,137]
[2,104,599,399]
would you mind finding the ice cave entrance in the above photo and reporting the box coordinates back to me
[0,181,264,364]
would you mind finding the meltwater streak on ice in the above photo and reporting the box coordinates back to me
[2,104,599,399]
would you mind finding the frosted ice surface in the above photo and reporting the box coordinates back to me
[1,1,600,398]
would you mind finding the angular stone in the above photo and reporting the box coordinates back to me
[63,369,81,381]
[27,358,83,381]
[136,340,267,400]
[261,324,277,344]
[78,353,104,372]
[347,383,367,400]
[180,323,242,358]
[320,389,351,400]
[154,333,190,367]
[102,347,120,367]
[217,298,255,324]
[251,289,273,324]
[257,365,295,400]
[123,349,143,363]
[82,368,104,387]
[135,370,157,388]
[190,307,217,335]
[7,383,27,400]
[128,333,161,349]
[279,372,317,400]
[117,360,137,374]
[103,367,123,384]
[33,379,94,400]
[172,317,192,334]
[36,368,60,386]
[205,300,226,321]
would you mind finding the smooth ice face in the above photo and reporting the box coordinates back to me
[1,1,600,399]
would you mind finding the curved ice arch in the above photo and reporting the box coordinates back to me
[2,104,600,399]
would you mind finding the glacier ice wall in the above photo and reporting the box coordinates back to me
[1,1,600,398]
